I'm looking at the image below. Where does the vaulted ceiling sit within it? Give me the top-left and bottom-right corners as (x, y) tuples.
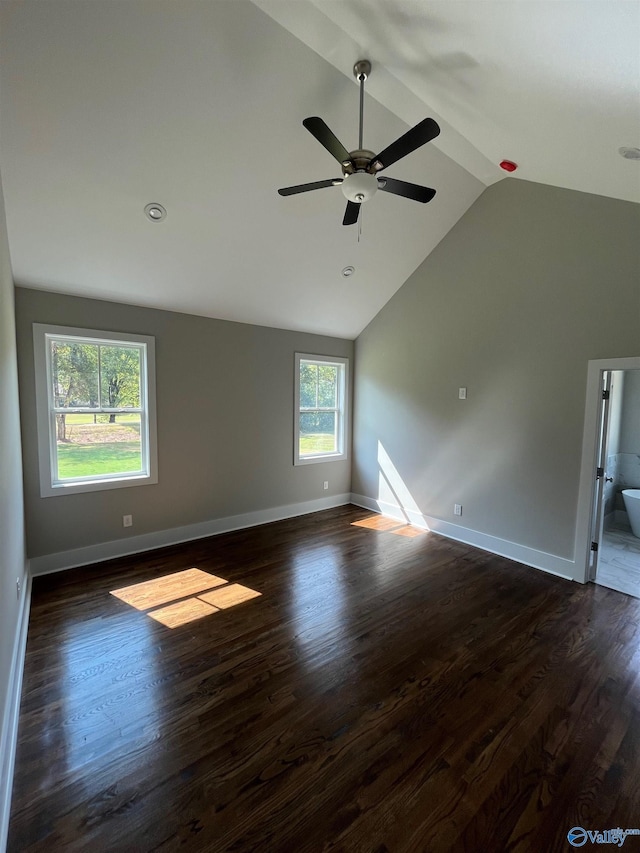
(1, 1), (638, 338)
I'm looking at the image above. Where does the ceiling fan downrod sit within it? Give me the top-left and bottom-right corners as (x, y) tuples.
(340, 59), (377, 208)
(353, 59), (371, 150)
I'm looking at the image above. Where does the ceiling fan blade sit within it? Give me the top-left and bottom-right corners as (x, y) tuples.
(370, 117), (440, 171)
(343, 200), (361, 226)
(278, 179), (341, 196)
(377, 177), (436, 204)
(303, 117), (352, 166)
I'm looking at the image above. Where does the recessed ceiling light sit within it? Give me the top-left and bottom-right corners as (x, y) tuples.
(342, 266), (355, 277)
(618, 147), (640, 161)
(144, 203), (167, 221)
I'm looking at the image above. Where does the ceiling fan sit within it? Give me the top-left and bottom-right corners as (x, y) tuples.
(278, 60), (440, 226)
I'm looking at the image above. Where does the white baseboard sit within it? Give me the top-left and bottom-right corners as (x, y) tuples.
(0, 565), (31, 853)
(350, 493), (576, 582)
(29, 494), (352, 576)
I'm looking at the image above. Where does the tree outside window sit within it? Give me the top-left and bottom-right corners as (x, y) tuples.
(33, 325), (157, 496)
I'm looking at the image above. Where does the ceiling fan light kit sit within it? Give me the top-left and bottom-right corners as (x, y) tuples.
(278, 59), (440, 226)
(341, 171), (378, 203)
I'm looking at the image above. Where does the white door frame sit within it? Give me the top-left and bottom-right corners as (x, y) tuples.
(575, 356), (640, 584)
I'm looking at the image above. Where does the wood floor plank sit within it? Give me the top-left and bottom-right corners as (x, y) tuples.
(8, 505), (640, 852)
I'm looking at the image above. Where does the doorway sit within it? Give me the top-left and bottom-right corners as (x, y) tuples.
(577, 358), (640, 597)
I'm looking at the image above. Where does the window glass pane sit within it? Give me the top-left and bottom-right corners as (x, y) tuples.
(318, 364), (337, 408)
(299, 411), (337, 455)
(299, 362), (318, 409)
(51, 341), (99, 408)
(100, 345), (141, 409)
(294, 353), (347, 465)
(55, 413), (143, 480)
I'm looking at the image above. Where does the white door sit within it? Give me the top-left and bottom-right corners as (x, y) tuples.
(588, 370), (614, 581)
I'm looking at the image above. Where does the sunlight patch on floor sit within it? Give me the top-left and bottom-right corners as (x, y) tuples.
(389, 524), (428, 538)
(111, 568), (227, 610)
(351, 514), (428, 538)
(111, 568), (261, 628)
(199, 583), (262, 609)
(352, 515), (405, 532)
(148, 597), (218, 628)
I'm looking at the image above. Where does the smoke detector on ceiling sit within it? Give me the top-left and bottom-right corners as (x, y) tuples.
(144, 203), (167, 221)
(618, 147), (640, 161)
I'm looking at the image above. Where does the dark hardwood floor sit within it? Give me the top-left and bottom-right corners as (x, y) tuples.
(8, 505), (640, 852)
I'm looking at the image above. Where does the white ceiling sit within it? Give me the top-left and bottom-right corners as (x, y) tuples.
(1, 1), (638, 339)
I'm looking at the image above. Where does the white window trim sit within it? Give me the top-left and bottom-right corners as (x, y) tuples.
(294, 352), (349, 466)
(33, 323), (158, 497)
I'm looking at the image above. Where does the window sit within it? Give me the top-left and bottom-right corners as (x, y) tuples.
(33, 324), (157, 496)
(294, 353), (348, 465)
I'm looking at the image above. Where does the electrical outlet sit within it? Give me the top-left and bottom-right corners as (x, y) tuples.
(16, 577), (21, 600)
(458, 387), (467, 400)
(123, 514), (133, 528)
(454, 504), (463, 516)
(323, 481), (329, 490)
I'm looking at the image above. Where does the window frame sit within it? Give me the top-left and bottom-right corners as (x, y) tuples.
(33, 323), (158, 497)
(294, 352), (349, 466)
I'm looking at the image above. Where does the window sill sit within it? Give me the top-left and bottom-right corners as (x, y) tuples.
(294, 452), (348, 466)
(42, 472), (157, 498)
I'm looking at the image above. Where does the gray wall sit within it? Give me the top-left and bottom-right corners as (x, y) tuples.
(620, 369), (640, 455)
(352, 179), (640, 560)
(15, 289), (353, 558)
(605, 371), (624, 516)
(608, 372), (624, 457)
(618, 369), (640, 490)
(0, 174), (27, 823)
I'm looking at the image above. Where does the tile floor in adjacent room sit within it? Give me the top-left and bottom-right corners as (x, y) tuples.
(596, 523), (640, 599)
